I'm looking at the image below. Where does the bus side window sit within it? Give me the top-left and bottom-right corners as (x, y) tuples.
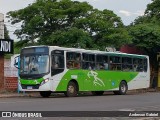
(122, 57), (132, 71)
(74, 54), (81, 69)
(66, 52), (81, 69)
(109, 56), (121, 71)
(96, 55), (108, 70)
(51, 50), (64, 76)
(82, 53), (95, 70)
(133, 58), (143, 72)
(144, 58), (148, 72)
(66, 52), (74, 69)
(138, 59), (143, 72)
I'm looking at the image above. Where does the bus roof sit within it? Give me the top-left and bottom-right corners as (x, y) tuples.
(23, 45), (148, 58)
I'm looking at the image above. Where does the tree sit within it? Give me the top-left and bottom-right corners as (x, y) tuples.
(129, 0), (160, 54)
(145, 0), (160, 22)
(7, 0), (93, 43)
(129, 23), (160, 55)
(44, 27), (93, 48)
(75, 9), (131, 49)
(7, 0), (130, 50)
(128, 0), (160, 71)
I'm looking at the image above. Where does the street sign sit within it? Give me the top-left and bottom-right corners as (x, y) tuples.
(0, 39), (13, 54)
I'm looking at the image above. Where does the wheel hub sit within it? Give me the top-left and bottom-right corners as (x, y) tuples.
(121, 84), (126, 92)
(68, 85), (75, 94)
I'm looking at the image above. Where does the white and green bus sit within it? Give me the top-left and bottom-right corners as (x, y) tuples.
(18, 46), (150, 97)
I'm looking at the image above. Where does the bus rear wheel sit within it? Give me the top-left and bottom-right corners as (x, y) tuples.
(40, 91), (51, 98)
(64, 81), (78, 97)
(113, 81), (128, 95)
(92, 91), (104, 96)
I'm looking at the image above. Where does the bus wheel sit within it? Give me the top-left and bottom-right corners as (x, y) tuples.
(92, 91), (104, 96)
(64, 81), (78, 97)
(40, 91), (51, 98)
(114, 81), (128, 95)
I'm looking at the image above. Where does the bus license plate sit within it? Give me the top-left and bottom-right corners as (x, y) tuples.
(27, 86), (32, 89)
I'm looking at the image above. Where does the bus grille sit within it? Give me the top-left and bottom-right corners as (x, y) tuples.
(21, 84), (40, 89)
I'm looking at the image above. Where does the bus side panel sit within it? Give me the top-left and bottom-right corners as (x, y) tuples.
(127, 72), (150, 90)
(49, 69), (69, 91)
(55, 70), (139, 91)
(83, 70), (138, 91)
(55, 69), (85, 91)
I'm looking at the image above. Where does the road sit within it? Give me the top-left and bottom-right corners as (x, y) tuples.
(0, 92), (160, 111)
(0, 92), (160, 120)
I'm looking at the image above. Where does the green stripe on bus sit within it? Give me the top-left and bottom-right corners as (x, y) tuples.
(20, 78), (44, 85)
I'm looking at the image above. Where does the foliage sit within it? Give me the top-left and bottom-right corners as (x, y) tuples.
(7, 0), (130, 50)
(145, 0), (160, 22)
(129, 23), (160, 49)
(129, 0), (160, 52)
(129, 0), (160, 66)
(44, 27), (93, 48)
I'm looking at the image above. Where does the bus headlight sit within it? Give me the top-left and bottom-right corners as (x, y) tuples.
(40, 78), (49, 86)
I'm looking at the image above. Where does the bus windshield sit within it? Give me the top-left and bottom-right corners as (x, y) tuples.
(20, 54), (49, 75)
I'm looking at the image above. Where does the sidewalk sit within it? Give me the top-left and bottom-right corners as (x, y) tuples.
(0, 88), (159, 98)
(0, 91), (40, 98)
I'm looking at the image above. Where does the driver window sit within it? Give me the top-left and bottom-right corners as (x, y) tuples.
(29, 57), (39, 74)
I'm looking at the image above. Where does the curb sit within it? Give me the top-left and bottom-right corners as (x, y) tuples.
(0, 89), (159, 98)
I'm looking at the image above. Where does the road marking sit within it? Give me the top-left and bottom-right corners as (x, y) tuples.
(118, 105), (160, 111)
(133, 105), (160, 110)
(118, 108), (135, 111)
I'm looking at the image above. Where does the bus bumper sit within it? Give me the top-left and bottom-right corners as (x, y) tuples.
(18, 81), (51, 91)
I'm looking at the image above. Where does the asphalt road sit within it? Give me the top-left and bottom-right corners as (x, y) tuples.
(0, 92), (160, 111)
(0, 92), (160, 120)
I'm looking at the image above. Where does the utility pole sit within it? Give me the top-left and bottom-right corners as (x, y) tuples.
(0, 13), (4, 39)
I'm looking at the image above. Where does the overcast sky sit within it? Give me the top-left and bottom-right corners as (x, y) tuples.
(0, 0), (152, 40)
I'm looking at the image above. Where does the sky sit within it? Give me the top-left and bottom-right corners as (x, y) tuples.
(0, 0), (152, 40)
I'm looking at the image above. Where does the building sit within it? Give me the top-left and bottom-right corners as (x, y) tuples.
(0, 13), (14, 91)
(0, 13), (4, 39)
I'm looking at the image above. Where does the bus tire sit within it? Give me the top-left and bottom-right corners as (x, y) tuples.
(40, 91), (51, 98)
(114, 81), (128, 95)
(64, 81), (78, 97)
(92, 91), (104, 96)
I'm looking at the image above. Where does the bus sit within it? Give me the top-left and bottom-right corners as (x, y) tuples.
(17, 46), (150, 97)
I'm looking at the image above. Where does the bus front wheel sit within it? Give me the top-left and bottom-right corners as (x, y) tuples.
(64, 81), (78, 97)
(40, 91), (51, 98)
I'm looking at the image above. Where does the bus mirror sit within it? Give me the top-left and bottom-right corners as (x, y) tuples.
(14, 56), (20, 69)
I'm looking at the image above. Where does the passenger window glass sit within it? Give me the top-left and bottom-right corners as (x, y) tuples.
(122, 57), (133, 71)
(82, 53), (95, 70)
(96, 55), (108, 70)
(51, 50), (64, 76)
(144, 58), (148, 72)
(133, 58), (143, 72)
(66, 52), (81, 69)
(109, 56), (121, 71)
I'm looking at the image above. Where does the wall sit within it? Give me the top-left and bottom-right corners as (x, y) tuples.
(4, 59), (18, 91)
(4, 77), (17, 91)
(0, 55), (4, 91)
